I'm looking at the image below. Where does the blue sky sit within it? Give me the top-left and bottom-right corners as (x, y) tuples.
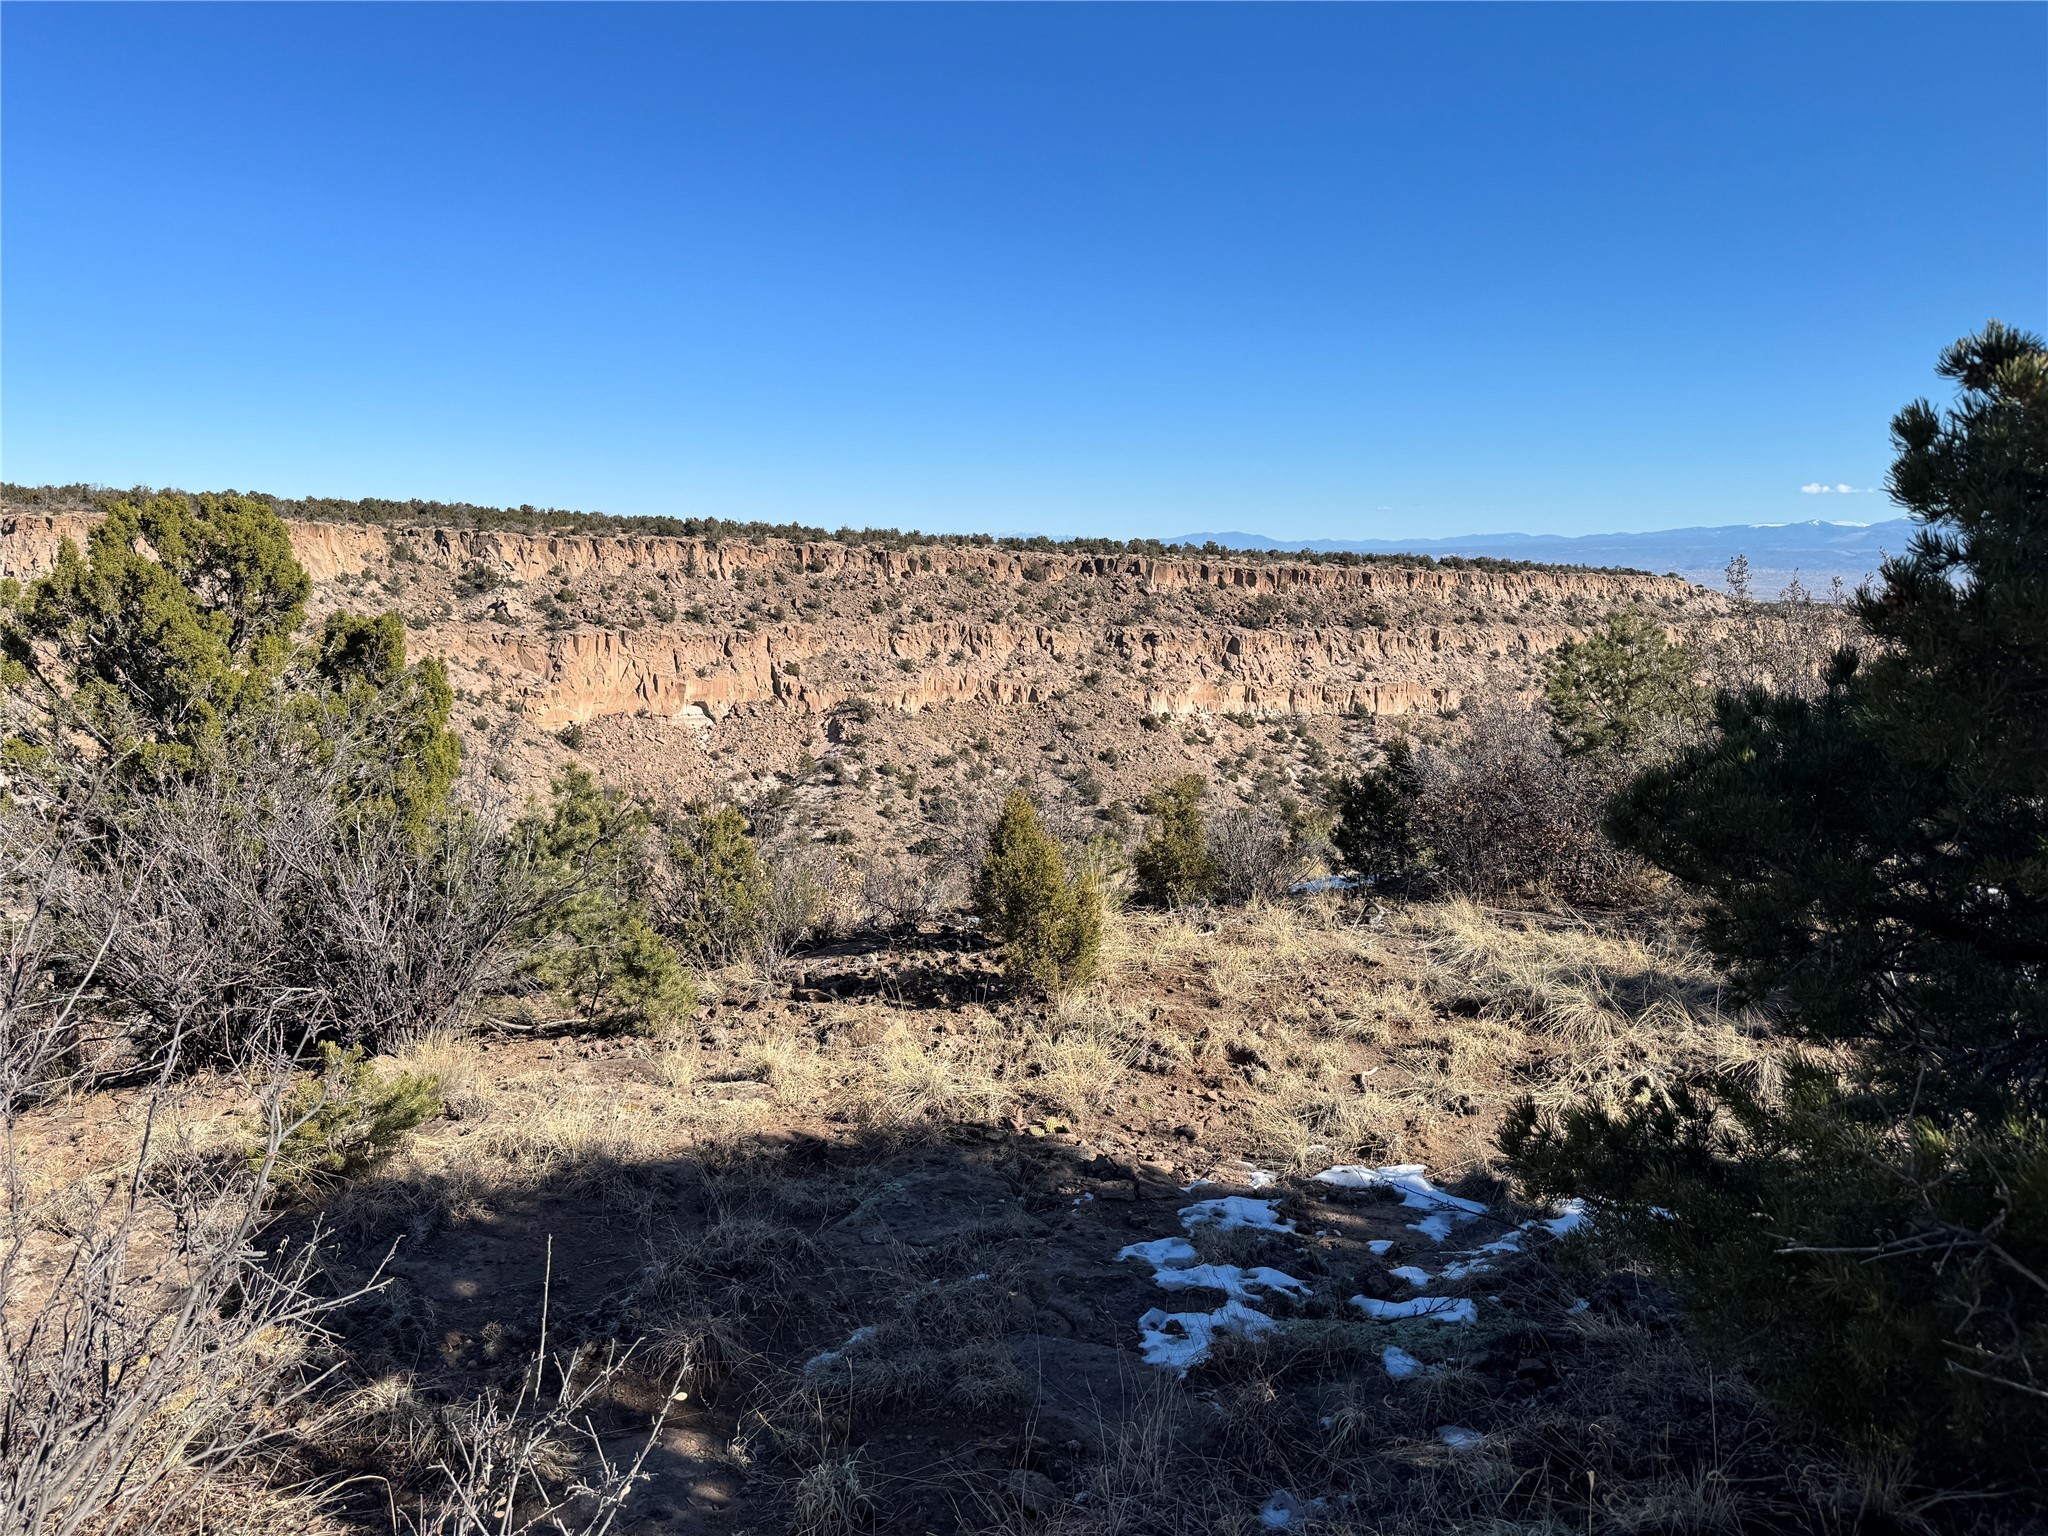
(3, 4), (2042, 541)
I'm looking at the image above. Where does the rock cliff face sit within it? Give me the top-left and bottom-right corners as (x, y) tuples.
(0, 511), (1717, 733)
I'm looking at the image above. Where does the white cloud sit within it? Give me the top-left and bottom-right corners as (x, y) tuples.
(1801, 482), (1876, 494)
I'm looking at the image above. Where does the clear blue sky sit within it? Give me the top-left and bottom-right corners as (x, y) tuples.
(4, 3), (2043, 541)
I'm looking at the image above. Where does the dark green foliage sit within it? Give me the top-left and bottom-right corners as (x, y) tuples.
(518, 767), (695, 1033)
(262, 1041), (441, 1188)
(3, 493), (310, 772)
(1330, 738), (1423, 888)
(1508, 324), (2048, 1497)
(1504, 1071), (2048, 1485)
(308, 611), (462, 839)
(1, 494), (461, 835)
(660, 805), (771, 965)
(1542, 605), (1704, 760)
(971, 791), (1103, 994)
(1134, 774), (1218, 907)
(1610, 323), (2047, 1118)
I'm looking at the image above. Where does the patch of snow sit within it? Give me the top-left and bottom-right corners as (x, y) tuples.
(1119, 1236), (1200, 1269)
(1352, 1294), (1477, 1325)
(1180, 1196), (1296, 1233)
(1388, 1265), (1433, 1287)
(1438, 1256), (1493, 1281)
(1153, 1263), (1307, 1303)
(1567, 1297), (1590, 1315)
(1382, 1344), (1428, 1379)
(1119, 1238), (1304, 1303)
(801, 1323), (881, 1378)
(1136, 1299), (1277, 1373)
(1437, 1425), (1485, 1450)
(1258, 1490), (1329, 1528)
(1366, 1239), (1395, 1256)
(1289, 874), (1356, 895)
(1409, 1213), (1455, 1243)
(1541, 1199), (1587, 1237)
(1313, 1164), (1488, 1219)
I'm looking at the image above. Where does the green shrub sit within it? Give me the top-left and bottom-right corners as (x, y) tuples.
(519, 768), (695, 1033)
(971, 791), (1102, 995)
(1133, 774), (1217, 907)
(1330, 738), (1423, 889)
(660, 805), (770, 965)
(262, 1042), (441, 1188)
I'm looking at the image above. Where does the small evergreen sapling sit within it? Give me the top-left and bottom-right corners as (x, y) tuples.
(263, 1041), (442, 1188)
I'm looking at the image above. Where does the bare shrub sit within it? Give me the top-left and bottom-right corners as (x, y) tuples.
(30, 737), (346, 1067)
(2, 852), (367, 1536)
(1412, 707), (1644, 906)
(309, 810), (548, 1046)
(1703, 560), (1859, 699)
(858, 853), (955, 929)
(8, 736), (551, 1070)
(1206, 805), (1301, 905)
(760, 847), (845, 969)
(388, 1308), (672, 1536)
(1, 1110), (368, 1536)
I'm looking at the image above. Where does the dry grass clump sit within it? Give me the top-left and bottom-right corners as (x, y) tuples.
(1404, 900), (1776, 1111)
(471, 1085), (659, 1177)
(831, 1018), (1018, 1135)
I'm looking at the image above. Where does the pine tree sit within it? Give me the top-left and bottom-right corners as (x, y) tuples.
(517, 767), (695, 1033)
(1505, 324), (2048, 1491)
(1542, 605), (1704, 761)
(662, 804), (771, 965)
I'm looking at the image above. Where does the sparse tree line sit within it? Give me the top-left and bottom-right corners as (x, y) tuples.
(1, 480), (1624, 574)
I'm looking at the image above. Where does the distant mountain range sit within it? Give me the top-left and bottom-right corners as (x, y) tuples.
(1165, 518), (1916, 592)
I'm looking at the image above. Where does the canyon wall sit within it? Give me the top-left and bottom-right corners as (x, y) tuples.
(0, 512), (1715, 731)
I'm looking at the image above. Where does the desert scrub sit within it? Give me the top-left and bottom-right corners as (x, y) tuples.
(260, 1042), (442, 1188)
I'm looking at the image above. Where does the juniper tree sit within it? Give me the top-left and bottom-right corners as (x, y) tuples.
(2, 493), (311, 772)
(1505, 323), (2048, 1491)
(1331, 738), (1424, 888)
(972, 791), (1102, 994)
(1133, 774), (1219, 907)
(0, 493), (460, 831)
